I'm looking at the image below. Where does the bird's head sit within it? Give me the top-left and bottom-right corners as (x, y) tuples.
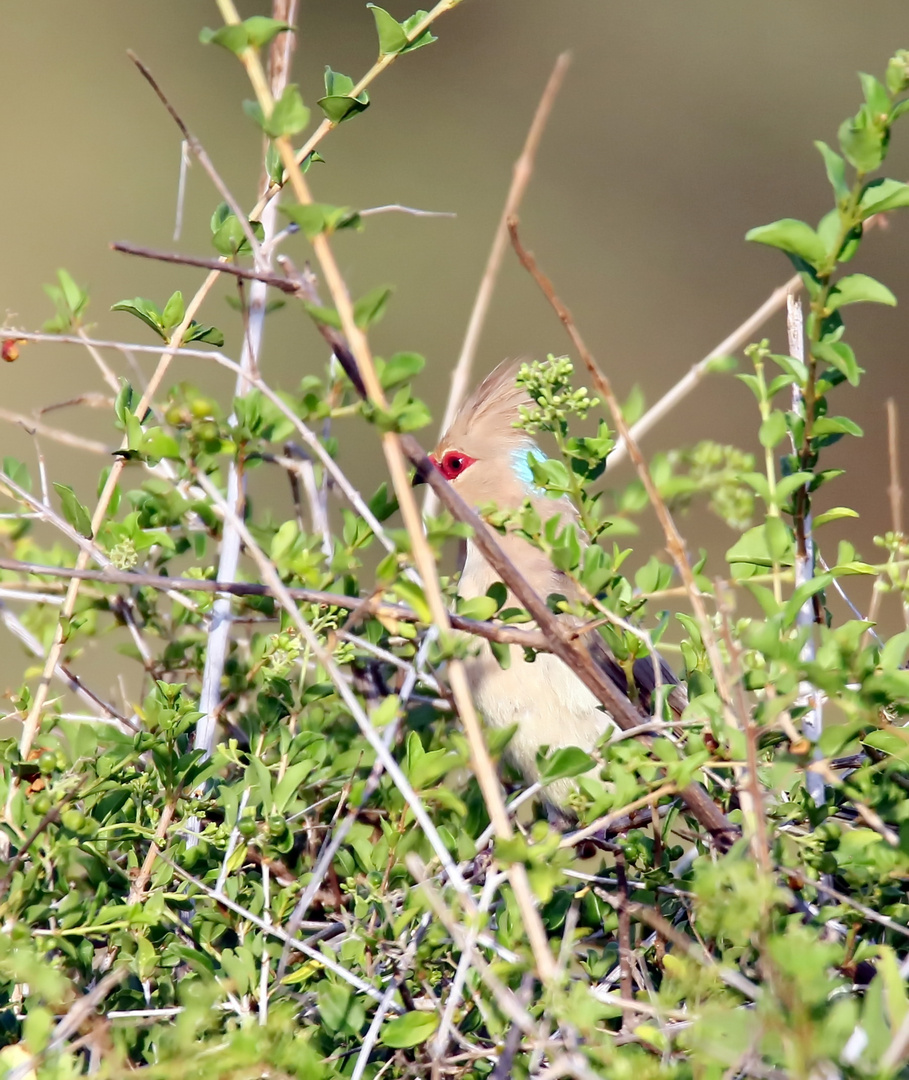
(422, 359), (547, 511)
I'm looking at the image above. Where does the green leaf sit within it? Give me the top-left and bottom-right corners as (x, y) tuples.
(456, 595), (499, 621)
(53, 482), (93, 539)
(727, 524), (784, 569)
(318, 66), (369, 123)
(161, 291), (185, 333)
(764, 515), (791, 561)
(367, 4), (409, 54)
(859, 72), (891, 118)
(827, 273), (896, 311)
(745, 219), (827, 269)
(381, 1011), (439, 1049)
(139, 428), (182, 461)
(199, 24), (249, 55)
(812, 340), (862, 386)
(380, 351), (425, 387)
(211, 208), (265, 256)
(838, 105), (887, 172)
(758, 411), (787, 449)
(783, 573), (832, 627)
(812, 415), (863, 438)
(111, 298), (166, 340)
(265, 84), (310, 138)
(539, 746), (596, 785)
(2, 457), (31, 493)
(814, 141), (849, 203)
(184, 322), (225, 347)
(859, 177), (909, 217)
(354, 285), (393, 328)
(812, 506), (858, 528)
(399, 11), (438, 52)
(280, 202), (360, 240)
(243, 16), (293, 48)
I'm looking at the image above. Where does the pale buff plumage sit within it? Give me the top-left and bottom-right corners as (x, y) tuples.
(431, 359), (682, 814)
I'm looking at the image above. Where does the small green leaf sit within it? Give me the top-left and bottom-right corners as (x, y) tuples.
(280, 202), (360, 240)
(814, 141), (849, 203)
(758, 411), (787, 449)
(764, 515), (791, 561)
(380, 352), (425, 387)
(859, 72), (891, 118)
(161, 291), (185, 333)
(211, 207), (265, 256)
(264, 84), (310, 138)
(2, 457), (31, 493)
(242, 16), (293, 48)
(353, 285), (393, 328)
(111, 298), (166, 340)
(745, 219), (827, 268)
(318, 94), (371, 123)
(367, 4), (409, 54)
(139, 428), (182, 460)
(381, 1011), (439, 1049)
(184, 322), (225, 347)
(539, 746), (596, 785)
(812, 340), (862, 386)
(813, 506), (859, 528)
(53, 482), (93, 539)
(457, 596), (499, 621)
(827, 273), (896, 310)
(199, 24), (248, 55)
(838, 106), (887, 173)
(859, 177), (909, 217)
(399, 10), (438, 52)
(318, 67), (370, 123)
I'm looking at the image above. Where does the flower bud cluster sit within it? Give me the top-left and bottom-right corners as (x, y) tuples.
(514, 355), (599, 434)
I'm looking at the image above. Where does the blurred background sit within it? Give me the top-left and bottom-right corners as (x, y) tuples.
(2, 0), (909, 692)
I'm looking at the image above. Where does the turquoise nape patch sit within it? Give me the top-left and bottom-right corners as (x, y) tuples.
(511, 444), (547, 491)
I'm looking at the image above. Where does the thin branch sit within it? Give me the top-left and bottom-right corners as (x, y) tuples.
(0, 556), (559, 651)
(424, 51), (571, 517)
(194, 0), (298, 770)
(788, 294), (825, 806)
(111, 242), (299, 293)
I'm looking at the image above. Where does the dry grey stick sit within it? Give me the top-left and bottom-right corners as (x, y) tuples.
(195, 2), (298, 767)
(787, 294), (824, 806)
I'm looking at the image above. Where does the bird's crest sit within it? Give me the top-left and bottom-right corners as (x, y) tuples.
(441, 359), (532, 454)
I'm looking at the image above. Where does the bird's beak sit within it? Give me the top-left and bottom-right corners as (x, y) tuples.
(412, 454), (438, 487)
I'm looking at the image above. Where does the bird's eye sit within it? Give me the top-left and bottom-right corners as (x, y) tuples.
(437, 450), (475, 480)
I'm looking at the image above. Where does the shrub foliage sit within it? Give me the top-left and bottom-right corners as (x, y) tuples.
(1, 6), (909, 1079)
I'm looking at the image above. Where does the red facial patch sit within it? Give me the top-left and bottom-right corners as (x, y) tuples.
(431, 450), (476, 481)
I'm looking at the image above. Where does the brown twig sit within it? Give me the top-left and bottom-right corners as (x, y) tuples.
(0, 556), (557, 651)
(424, 51), (572, 516)
(504, 217), (739, 831)
(111, 242), (299, 292)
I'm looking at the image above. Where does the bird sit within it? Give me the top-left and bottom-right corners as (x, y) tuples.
(420, 359), (685, 819)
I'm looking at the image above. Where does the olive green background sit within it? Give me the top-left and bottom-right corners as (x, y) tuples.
(1, 1), (909, 693)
